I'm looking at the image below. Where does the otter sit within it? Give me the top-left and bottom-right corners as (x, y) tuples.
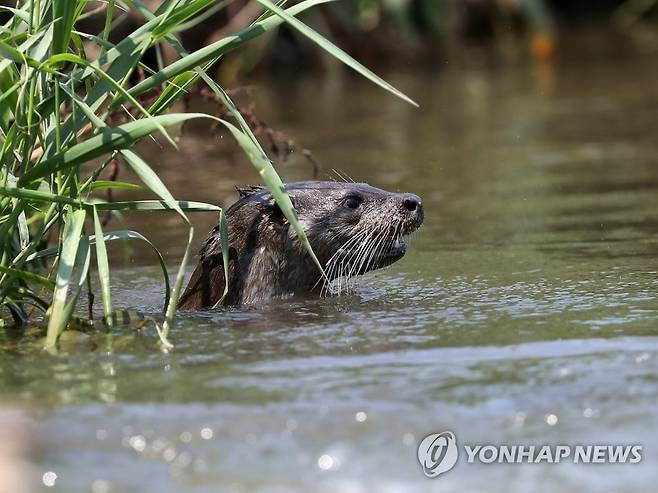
(178, 181), (423, 308)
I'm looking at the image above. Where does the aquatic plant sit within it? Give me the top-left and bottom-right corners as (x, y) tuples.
(0, 0), (415, 350)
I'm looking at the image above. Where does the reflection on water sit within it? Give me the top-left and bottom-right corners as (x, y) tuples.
(2, 52), (658, 492)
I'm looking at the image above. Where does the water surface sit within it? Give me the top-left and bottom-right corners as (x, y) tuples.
(1, 53), (658, 492)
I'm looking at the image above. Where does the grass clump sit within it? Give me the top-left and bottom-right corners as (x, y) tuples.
(0, 0), (415, 351)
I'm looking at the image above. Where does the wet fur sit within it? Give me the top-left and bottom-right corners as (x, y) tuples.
(178, 181), (423, 309)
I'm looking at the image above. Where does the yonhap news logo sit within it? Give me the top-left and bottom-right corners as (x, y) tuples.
(417, 431), (642, 478)
(417, 431), (459, 478)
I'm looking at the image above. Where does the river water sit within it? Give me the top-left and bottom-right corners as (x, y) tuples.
(1, 51), (658, 492)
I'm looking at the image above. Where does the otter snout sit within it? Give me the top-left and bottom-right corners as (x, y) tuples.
(402, 193), (422, 212)
(400, 192), (424, 228)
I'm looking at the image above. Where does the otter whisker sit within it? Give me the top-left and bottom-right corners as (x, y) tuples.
(327, 229), (369, 265)
(361, 220), (403, 277)
(317, 227), (370, 292)
(354, 233), (381, 278)
(344, 226), (376, 290)
(404, 230), (418, 248)
(338, 169), (356, 183)
(329, 168), (355, 184)
(325, 227), (369, 267)
(362, 226), (393, 276)
(348, 224), (385, 286)
(330, 225), (378, 295)
(319, 226), (372, 295)
(321, 216), (404, 297)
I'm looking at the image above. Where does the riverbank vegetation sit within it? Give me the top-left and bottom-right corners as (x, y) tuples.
(0, 0), (415, 351)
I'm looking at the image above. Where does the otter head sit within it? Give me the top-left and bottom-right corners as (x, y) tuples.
(179, 181), (424, 308)
(282, 182), (424, 288)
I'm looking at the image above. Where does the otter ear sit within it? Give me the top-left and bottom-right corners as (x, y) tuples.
(266, 197), (294, 225)
(235, 185), (264, 198)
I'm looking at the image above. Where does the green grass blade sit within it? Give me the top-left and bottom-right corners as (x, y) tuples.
(52, 0), (79, 55)
(0, 38), (29, 63)
(99, 0), (116, 57)
(197, 73), (268, 155)
(92, 207), (112, 329)
(160, 224), (191, 348)
(151, 0), (216, 39)
(191, 74), (327, 288)
(119, 148), (192, 339)
(211, 209), (230, 308)
(40, 33), (153, 159)
(218, 119), (326, 278)
(16, 208), (28, 249)
(0, 186), (220, 212)
(5, 171), (29, 249)
(47, 235), (93, 349)
(58, 81), (106, 128)
(28, 22), (54, 62)
(0, 23), (51, 73)
(172, 1), (232, 33)
(45, 208), (86, 350)
(19, 113), (209, 185)
(0, 65), (20, 128)
(0, 6), (30, 24)
(147, 70), (198, 115)
(26, 228), (173, 317)
(0, 185), (81, 207)
(90, 200), (221, 212)
(88, 181), (147, 192)
(0, 266), (55, 291)
(44, 53), (177, 148)
(123, 0), (335, 102)
(119, 149), (185, 217)
(88, 230), (171, 313)
(256, 0), (418, 107)
(187, 79), (322, 280)
(0, 29), (56, 73)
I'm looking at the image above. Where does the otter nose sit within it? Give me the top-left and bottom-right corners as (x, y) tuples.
(402, 194), (422, 212)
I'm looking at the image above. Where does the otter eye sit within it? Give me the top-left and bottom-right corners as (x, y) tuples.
(343, 196), (362, 209)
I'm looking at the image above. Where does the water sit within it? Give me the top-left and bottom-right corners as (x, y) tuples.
(2, 52), (658, 492)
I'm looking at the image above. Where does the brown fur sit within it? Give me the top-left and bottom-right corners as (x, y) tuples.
(178, 181), (424, 309)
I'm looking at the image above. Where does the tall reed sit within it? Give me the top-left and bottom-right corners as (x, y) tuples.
(0, 0), (415, 351)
